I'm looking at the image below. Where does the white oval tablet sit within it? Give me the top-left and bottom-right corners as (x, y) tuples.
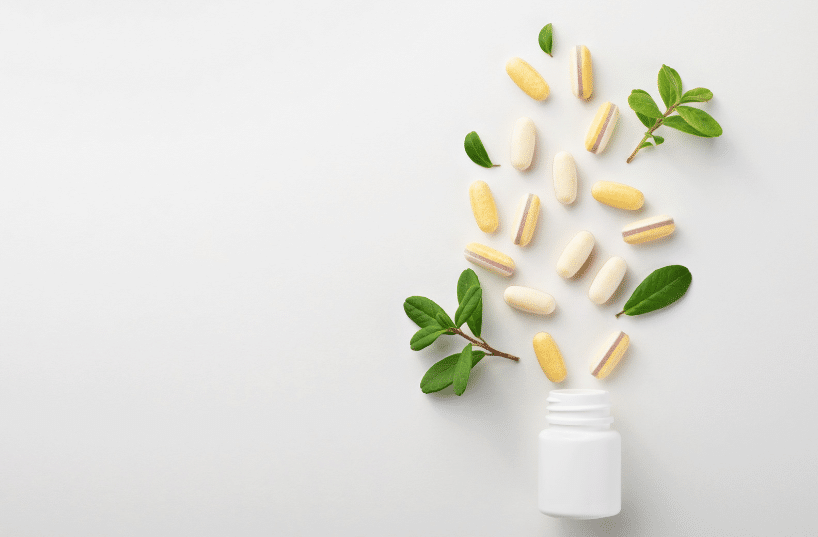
(511, 117), (536, 171)
(556, 231), (595, 278)
(552, 151), (577, 204)
(588, 256), (627, 304)
(504, 286), (556, 315)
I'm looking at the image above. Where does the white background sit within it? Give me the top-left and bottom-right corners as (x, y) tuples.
(1, 1), (817, 535)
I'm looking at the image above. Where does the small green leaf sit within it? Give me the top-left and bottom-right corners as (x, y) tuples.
(658, 65), (681, 107)
(457, 269), (482, 337)
(617, 265), (692, 317)
(410, 325), (449, 351)
(452, 344), (473, 396)
(628, 90), (663, 118)
(455, 286), (482, 328)
(675, 106), (722, 137)
(538, 23), (553, 56)
(639, 141), (653, 149)
(636, 111), (656, 129)
(662, 115), (709, 137)
(652, 135), (664, 145)
(420, 351), (485, 394)
(435, 312), (455, 329)
(680, 88), (713, 103)
(464, 131), (497, 168)
(404, 296), (452, 328)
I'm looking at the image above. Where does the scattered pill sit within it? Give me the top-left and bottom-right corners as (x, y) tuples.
(511, 117), (536, 171)
(622, 215), (675, 244)
(584, 102), (619, 154)
(588, 256), (627, 304)
(590, 331), (630, 379)
(505, 57), (550, 101)
(591, 181), (644, 210)
(464, 242), (515, 277)
(556, 231), (595, 279)
(552, 151), (577, 205)
(533, 332), (567, 383)
(504, 286), (556, 315)
(469, 181), (499, 233)
(510, 193), (541, 247)
(569, 45), (593, 100)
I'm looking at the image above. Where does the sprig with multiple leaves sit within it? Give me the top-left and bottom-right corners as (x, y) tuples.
(617, 265), (692, 317)
(626, 65), (722, 163)
(404, 269), (519, 395)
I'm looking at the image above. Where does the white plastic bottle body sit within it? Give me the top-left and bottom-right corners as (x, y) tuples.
(538, 389), (621, 519)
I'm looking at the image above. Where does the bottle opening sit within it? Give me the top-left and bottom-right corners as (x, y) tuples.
(546, 389), (613, 427)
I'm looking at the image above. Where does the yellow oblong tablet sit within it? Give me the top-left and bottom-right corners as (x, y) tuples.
(584, 102), (619, 154)
(591, 181), (644, 210)
(569, 45), (593, 100)
(510, 193), (541, 247)
(622, 215), (675, 244)
(590, 331), (630, 379)
(505, 57), (550, 101)
(533, 332), (567, 383)
(464, 242), (515, 277)
(469, 181), (499, 233)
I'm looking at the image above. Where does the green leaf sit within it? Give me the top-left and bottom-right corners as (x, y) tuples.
(628, 90), (663, 118)
(617, 265), (692, 317)
(675, 106), (722, 137)
(464, 131), (496, 168)
(652, 135), (664, 145)
(538, 23), (553, 56)
(680, 88), (713, 103)
(435, 312), (455, 329)
(452, 344), (473, 396)
(410, 325), (449, 351)
(457, 269), (482, 337)
(455, 286), (482, 328)
(662, 115), (709, 137)
(658, 65), (681, 108)
(420, 351), (485, 394)
(404, 296), (453, 329)
(639, 141), (653, 149)
(635, 111), (656, 129)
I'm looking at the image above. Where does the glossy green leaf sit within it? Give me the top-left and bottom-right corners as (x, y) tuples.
(420, 351), (485, 394)
(675, 106), (722, 137)
(464, 131), (497, 168)
(457, 269), (482, 337)
(452, 344), (473, 396)
(628, 90), (663, 118)
(404, 296), (453, 329)
(435, 312), (455, 329)
(636, 111), (656, 129)
(410, 326), (449, 351)
(454, 286), (481, 328)
(652, 135), (664, 145)
(680, 88), (713, 103)
(662, 115), (709, 137)
(538, 23), (553, 56)
(639, 141), (653, 149)
(658, 64), (681, 107)
(617, 265), (692, 317)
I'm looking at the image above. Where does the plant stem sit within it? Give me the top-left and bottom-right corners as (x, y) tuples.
(626, 104), (678, 163)
(451, 328), (519, 361)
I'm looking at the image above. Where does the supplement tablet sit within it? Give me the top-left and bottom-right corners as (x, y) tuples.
(556, 231), (595, 278)
(569, 45), (593, 100)
(591, 181), (644, 210)
(505, 57), (550, 101)
(469, 180), (499, 233)
(504, 286), (556, 315)
(588, 256), (627, 304)
(590, 331), (630, 379)
(552, 151), (577, 205)
(510, 117), (536, 171)
(464, 242), (515, 277)
(622, 215), (675, 244)
(510, 193), (541, 247)
(533, 333), (567, 383)
(585, 102), (619, 154)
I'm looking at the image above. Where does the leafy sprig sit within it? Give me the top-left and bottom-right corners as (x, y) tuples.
(626, 65), (722, 163)
(404, 269), (519, 395)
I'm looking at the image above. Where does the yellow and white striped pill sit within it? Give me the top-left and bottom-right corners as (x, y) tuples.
(590, 331), (630, 380)
(584, 102), (619, 154)
(511, 117), (536, 171)
(552, 151), (577, 205)
(591, 181), (644, 210)
(533, 332), (567, 383)
(556, 231), (595, 279)
(505, 57), (550, 101)
(569, 45), (593, 100)
(469, 181), (499, 233)
(622, 215), (675, 244)
(588, 256), (627, 304)
(503, 286), (555, 315)
(510, 193), (541, 247)
(464, 242), (515, 277)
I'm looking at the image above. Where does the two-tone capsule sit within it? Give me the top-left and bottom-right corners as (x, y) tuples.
(552, 151), (577, 205)
(591, 181), (644, 210)
(510, 194), (541, 247)
(533, 332), (567, 383)
(588, 256), (627, 304)
(569, 45), (593, 100)
(511, 117), (536, 171)
(469, 181), (499, 233)
(622, 215), (675, 244)
(590, 331), (630, 379)
(585, 102), (619, 154)
(556, 231), (595, 279)
(505, 57), (550, 101)
(464, 242), (515, 277)
(504, 286), (555, 315)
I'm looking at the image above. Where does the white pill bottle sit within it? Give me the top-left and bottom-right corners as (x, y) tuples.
(538, 389), (621, 519)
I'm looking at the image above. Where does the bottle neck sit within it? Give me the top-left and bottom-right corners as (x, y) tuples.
(546, 389), (613, 430)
